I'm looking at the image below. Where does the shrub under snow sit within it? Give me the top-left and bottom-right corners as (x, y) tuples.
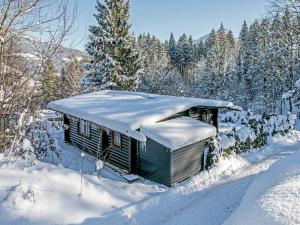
(206, 111), (296, 168)
(9, 112), (61, 161)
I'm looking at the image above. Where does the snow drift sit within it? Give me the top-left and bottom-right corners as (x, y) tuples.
(222, 142), (300, 225)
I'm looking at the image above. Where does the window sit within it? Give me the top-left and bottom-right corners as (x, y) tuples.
(79, 119), (90, 137)
(112, 131), (121, 147)
(200, 110), (214, 125)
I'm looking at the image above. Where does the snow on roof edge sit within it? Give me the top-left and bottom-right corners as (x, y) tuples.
(140, 117), (217, 150)
(47, 90), (240, 142)
(47, 102), (147, 142)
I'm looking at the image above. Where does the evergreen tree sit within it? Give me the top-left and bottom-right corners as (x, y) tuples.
(82, 1), (117, 91)
(227, 30), (235, 49)
(83, 0), (141, 92)
(204, 29), (218, 96)
(245, 20), (261, 105)
(137, 33), (170, 84)
(175, 33), (196, 80)
(237, 21), (249, 81)
(205, 29), (217, 52)
(40, 59), (61, 107)
(106, 0), (141, 90)
(204, 24), (236, 96)
(168, 32), (178, 67)
(195, 41), (205, 61)
(63, 56), (84, 97)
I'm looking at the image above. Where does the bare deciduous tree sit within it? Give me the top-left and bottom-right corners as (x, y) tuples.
(0, 0), (77, 154)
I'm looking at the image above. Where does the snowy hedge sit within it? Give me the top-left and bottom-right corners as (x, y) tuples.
(205, 111), (296, 168)
(8, 112), (61, 161)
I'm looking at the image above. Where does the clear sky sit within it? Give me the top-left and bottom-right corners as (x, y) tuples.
(67, 0), (268, 50)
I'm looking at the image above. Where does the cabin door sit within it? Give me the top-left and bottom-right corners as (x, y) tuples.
(63, 115), (71, 143)
(130, 139), (138, 173)
(101, 130), (110, 160)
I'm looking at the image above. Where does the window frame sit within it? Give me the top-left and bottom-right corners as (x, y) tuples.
(78, 119), (91, 138)
(112, 131), (121, 147)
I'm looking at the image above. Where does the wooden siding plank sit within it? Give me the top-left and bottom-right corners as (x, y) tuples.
(138, 138), (171, 186)
(67, 115), (132, 171)
(170, 141), (205, 185)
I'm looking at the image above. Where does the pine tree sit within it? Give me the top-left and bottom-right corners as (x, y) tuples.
(63, 56), (84, 97)
(106, 0), (141, 90)
(83, 0), (141, 92)
(227, 30), (235, 49)
(237, 21), (249, 81)
(204, 29), (218, 96)
(168, 32), (178, 67)
(244, 20), (261, 109)
(175, 33), (195, 80)
(136, 33), (170, 90)
(40, 59), (61, 107)
(82, 1), (117, 91)
(195, 41), (205, 61)
(204, 25), (236, 97)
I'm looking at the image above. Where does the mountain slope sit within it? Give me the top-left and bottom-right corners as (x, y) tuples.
(18, 35), (87, 71)
(193, 33), (210, 44)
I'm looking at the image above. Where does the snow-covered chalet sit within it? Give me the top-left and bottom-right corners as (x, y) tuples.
(48, 90), (241, 186)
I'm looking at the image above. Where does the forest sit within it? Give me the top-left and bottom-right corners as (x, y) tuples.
(1, 1), (300, 225)
(0, 0), (299, 159)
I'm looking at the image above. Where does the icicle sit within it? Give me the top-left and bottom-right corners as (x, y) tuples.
(140, 141), (146, 152)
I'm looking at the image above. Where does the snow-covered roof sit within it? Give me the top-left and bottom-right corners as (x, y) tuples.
(141, 117), (216, 150)
(48, 90), (240, 142)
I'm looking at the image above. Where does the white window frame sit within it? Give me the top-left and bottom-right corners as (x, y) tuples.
(79, 119), (90, 137)
(112, 131), (121, 147)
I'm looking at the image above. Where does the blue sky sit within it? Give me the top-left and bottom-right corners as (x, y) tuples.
(67, 0), (267, 50)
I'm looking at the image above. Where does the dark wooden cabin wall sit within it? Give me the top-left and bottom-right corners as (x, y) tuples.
(107, 132), (131, 171)
(66, 115), (132, 172)
(138, 138), (171, 186)
(189, 107), (218, 128)
(159, 107), (219, 129)
(170, 141), (205, 185)
(68, 116), (102, 158)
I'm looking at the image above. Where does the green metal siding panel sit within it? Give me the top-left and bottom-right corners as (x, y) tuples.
(170, 141), (205, 185)
(138, 138), (171, 186)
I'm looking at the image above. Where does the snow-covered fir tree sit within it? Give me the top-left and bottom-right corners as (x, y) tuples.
(83, 0), (141, 92)
(168, 32), (178, 68)
(39, 59), (61, 107)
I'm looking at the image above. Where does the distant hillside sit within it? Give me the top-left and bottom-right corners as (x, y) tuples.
(193, 33), (210, 44)
(18, 35), (88, 72)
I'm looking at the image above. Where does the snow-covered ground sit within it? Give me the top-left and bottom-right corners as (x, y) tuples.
(1, 124), (300, 224)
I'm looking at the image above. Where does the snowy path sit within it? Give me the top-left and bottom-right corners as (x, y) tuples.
(81, 132), (300, 225)
(44, 113), (300, 225)
(0, 131), (300, 225)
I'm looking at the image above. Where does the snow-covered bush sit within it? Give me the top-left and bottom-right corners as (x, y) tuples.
(206, 111), (296, 168)
(9, 112), (61, 160)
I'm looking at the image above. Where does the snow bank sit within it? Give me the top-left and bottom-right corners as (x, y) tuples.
(48, 90), (240, 142)
(219, 134), (236, 149)
(141, 117), (216, 150)
(282, 90), (295, 99)
(0, 157), (159, 225)
(236, 126), (256, 142)
(223, 142), (300, 225)
(1, 128), (300, 225)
